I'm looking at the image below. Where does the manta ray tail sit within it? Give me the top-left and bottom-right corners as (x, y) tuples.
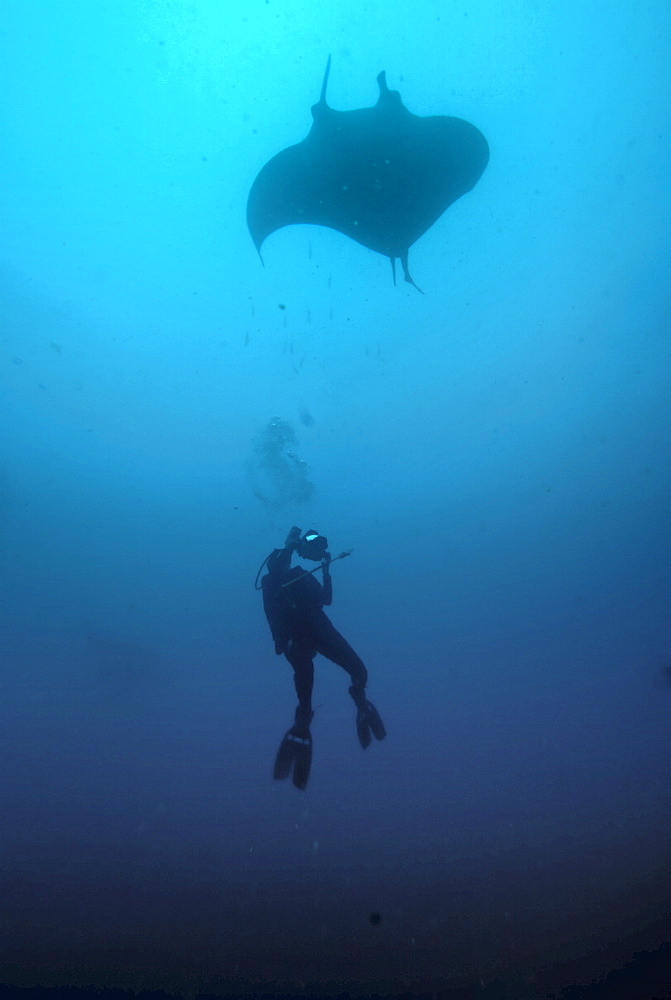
(319, 55), (332, 106)
(400, 253), (424, 294)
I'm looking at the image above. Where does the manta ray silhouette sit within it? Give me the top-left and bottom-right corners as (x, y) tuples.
(247, 58), (489, 290)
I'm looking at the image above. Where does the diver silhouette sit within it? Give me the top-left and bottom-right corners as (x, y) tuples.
(258, 526), (386, 790)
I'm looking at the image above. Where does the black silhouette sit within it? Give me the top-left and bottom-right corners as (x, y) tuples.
(259, 527), (385, 789)
(247, 57), (489, 289)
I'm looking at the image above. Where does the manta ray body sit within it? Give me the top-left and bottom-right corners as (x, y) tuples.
(247, 58), (489, 289)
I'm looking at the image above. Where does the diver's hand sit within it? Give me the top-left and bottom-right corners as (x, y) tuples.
(321, 552), (331, 574)
(285, 526), (301, 549)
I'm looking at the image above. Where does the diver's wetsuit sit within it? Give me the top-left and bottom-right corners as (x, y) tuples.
(262, 545), (368, 713)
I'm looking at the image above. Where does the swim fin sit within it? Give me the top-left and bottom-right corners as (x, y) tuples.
(273, 729), (312, 789)
(273, 708), (314, 790)
(355, 699), (387, 750)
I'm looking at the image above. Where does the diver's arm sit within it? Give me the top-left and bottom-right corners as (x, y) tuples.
(267, 546), (292, 576)
(321, 553), (332, 606)
(263, 528), (301, 655)
(267, 526), (301, 577)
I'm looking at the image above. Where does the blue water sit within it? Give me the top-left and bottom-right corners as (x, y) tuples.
(1, 2), (670, 996)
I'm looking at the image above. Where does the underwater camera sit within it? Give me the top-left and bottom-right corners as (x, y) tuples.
(297, 530), (328, 561)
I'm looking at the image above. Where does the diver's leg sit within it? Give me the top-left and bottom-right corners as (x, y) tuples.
(315, 618), (385, 748)
(313, 617), (368, 689)
(284, 639), (315, 716)
(273, 640), (315, 789)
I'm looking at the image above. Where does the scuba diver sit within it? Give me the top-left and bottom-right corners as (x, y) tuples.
(258, 526), (386, 790)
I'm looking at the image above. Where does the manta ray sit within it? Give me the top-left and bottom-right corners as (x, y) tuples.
(247, 58), (489, 290)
